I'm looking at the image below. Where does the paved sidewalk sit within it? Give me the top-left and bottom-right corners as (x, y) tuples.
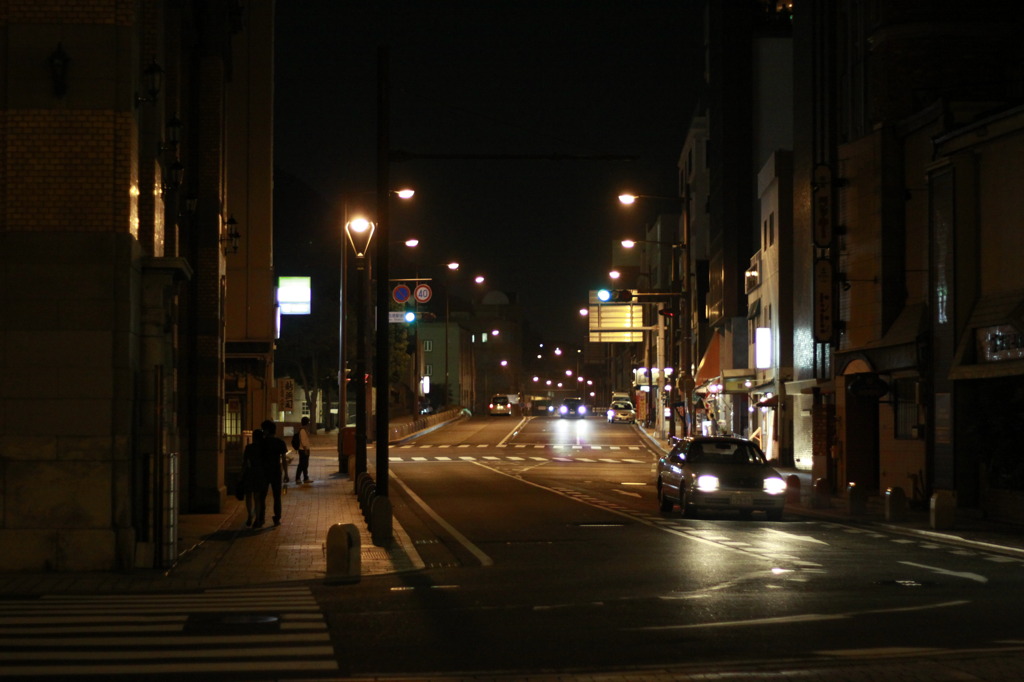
(0, 447), (422, 596)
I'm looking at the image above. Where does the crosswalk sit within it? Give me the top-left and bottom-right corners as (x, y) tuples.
(0, 586), (336, 678)
(391, 444), (651, 465)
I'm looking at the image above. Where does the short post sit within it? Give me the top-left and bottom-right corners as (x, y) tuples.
(370, 495), (393, 548)
(811, 478), (830, 508)
(785, 475), (801, 506)
(847, 482), (867, 515)
(885, 486), (907, 521)
(931, 489), (956, 529)
(325, 523), (360, 584)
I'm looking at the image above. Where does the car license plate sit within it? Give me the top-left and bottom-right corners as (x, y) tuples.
(731, 493), (752, 506)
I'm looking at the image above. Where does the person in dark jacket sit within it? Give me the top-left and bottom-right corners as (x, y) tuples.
(240, 428), (264, 527)
(254, 419), (288, 527)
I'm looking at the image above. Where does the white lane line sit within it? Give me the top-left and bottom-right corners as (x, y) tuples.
(762, 528), (830, 545)
(390, 471), (493, 567)
(899, 561), (988, 583)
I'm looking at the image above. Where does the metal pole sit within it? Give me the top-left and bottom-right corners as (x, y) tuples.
(354, 255), (367, 476)
(374, 46), (391, 499)
(337, 207), (348, 473)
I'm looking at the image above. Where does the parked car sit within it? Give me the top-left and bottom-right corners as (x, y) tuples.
(488, 395), (512, 416)
(606, 400), (636, 424)
(656, 436), (786, 520)
(557, 397), (588, 419)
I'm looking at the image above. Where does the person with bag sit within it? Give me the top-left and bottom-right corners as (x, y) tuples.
(254, 419), (288, 528)
(239, 428), (263, 527)
(293, 416), (313, 484)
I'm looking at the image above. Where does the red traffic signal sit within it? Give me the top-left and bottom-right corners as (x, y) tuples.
(658, 308), (680, 318)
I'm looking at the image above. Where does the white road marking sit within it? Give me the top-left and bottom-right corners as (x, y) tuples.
(762, 528), (830, 545)
(899, 561), (988, 583)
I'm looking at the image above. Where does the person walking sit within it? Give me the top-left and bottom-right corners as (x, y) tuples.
(294, 416), (313, 484)
(255, 419), (288, 527)
(240, 428), (263, 527)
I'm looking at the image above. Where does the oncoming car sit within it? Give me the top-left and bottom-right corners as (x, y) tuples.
(488, 395), (512, 416)
(656, 436), (786, 520)
(606, 400), (636, 424)
(557, 397), (588, 419)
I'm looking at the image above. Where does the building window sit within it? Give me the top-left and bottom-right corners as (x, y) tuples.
(893, 378), (918, 439)
(769, 212), (775, 246)
(425, 364), (433, 376)
(423, 339), (433, 352)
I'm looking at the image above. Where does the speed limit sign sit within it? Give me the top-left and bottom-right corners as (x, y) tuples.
(413, 283), (432, 303)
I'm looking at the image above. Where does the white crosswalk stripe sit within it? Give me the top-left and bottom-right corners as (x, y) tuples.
(0, 586), (334, 678)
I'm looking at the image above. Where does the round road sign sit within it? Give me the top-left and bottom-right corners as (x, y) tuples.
(414, 284), (432, 303)
(392, 284), (411, 303)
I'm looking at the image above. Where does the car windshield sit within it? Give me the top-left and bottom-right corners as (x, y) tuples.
(611, 402), (632, 410)
(688, 441), (765, 465)
(492, 397), (508, 405)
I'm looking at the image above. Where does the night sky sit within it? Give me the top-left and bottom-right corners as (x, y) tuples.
(274, 0), (705, 344)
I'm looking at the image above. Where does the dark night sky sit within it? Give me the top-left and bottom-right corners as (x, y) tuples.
(274, 0), (705, 344)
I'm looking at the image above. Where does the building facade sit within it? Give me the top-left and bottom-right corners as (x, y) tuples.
(0, 0), (275, 571)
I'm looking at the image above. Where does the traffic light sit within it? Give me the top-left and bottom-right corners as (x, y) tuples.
(611, 289), (633, 302)
(659, 308), (680, 319)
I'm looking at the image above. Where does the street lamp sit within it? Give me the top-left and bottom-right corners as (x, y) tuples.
(338, 191), (414, 477)
(344, 217), (375, 479)
(618, 191), (691, 439)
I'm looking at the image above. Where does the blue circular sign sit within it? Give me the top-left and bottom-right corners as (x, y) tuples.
(392, 284), (411, 303)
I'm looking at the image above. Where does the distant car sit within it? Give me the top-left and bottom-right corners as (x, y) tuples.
(656, 436), (786, 520)
(606, 400), (636, 424)
(488, 395), (512, 416)
(557, 397), (588, 419)
(532, 399), (551, 416)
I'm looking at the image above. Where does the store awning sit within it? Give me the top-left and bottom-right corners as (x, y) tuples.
(694, 332), (721, 386)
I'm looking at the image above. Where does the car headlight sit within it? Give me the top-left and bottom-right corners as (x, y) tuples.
(559, 406), (568, 414)
(578, 406), (587, 415)
(763, 477), (787, 495)
(696, 474), (719, 492)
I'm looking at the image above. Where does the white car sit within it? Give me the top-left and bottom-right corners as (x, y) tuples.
(488, 395), (512, 416)
(606, 400), (636, 424)
(656, 436), (786, 520)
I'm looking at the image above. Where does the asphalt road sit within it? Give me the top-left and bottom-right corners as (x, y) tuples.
(315, 415), (1024, 679)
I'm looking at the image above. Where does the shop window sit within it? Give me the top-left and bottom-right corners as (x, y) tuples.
(893, 378), (918, 439)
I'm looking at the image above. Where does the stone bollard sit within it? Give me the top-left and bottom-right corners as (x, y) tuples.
(847, 482), (868, 515)
(931, 489), (956, 529)
(325, 523), (361, 584)
(811, 478), (831, 508)
(785, 475), (801, 506)
(885, 486), (908, 521)
(370, 495), (393, 549)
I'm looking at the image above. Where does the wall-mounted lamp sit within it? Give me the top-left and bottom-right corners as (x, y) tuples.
(135, 57), (164, 107)
(48, 43), (70, 98)
(160, 116), (182, 153)
(161, 160), (185, 194)
(221, 214), (241, 254)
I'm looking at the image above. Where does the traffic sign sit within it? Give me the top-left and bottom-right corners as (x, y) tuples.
(388, 311), (406, 324)
(413, 283), (432, 303)
(392, 284), (411, 304)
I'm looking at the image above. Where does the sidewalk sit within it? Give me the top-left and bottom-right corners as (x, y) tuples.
(0, 446), (423, 596)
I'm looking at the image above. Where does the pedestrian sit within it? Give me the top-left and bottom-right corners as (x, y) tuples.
(294, 416), (313, 484)
(240, 428), (263, 527)
(255, 419), (288, 527)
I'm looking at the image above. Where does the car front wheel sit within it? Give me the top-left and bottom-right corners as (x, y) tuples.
(657, 483), (673, 512)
